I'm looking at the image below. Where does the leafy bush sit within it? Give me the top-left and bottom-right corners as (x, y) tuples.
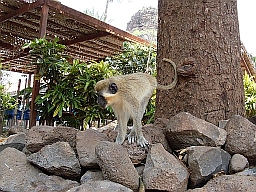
(243, 73), (256, 117)
(0, 63), (16, 134)
(23, 38), (117, 128)
(23, 38), (70, 125)
(61, 60), (116, 127)
(105, 41), (156, 74)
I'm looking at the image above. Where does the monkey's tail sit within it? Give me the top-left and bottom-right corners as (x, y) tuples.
(156, 58), (178, 90)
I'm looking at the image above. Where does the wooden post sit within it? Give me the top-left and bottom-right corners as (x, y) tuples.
(14, 79), (21, 125)
(29, 3), (49, 127)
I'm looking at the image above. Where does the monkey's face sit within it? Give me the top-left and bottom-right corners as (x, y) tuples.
(95, 79), (118, 108)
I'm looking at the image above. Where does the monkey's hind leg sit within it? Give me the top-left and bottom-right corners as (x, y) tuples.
(115, 113), (129, 145)
(128, 114), (149, 148)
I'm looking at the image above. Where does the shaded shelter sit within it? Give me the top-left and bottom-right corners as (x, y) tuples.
(0, 0), (151, 127)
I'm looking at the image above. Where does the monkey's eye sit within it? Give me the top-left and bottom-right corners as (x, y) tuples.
(109, 83), (118, 94)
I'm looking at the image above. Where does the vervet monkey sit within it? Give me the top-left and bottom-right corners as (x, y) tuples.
(95, 58), (178, 147)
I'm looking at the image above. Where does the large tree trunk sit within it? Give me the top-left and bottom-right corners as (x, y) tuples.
(155, 0), (245, 125)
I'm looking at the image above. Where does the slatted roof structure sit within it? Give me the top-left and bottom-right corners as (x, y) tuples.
(241, 44), (256, 78)
(0, 0), (151, 74)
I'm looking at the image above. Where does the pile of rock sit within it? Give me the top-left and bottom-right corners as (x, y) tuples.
(0, 112), (256, 191)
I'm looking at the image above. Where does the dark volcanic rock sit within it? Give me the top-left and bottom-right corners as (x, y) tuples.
(166, 112), (227, 150)
(95, 141), (139, 191)
(224, 115), (256, 165)
(229, 154), (249, 174)
(143, 143), (189, 192)
(28, 141), (81, 179)
(67, 180), (133, 192)
(80, 170), (104, 184)
(26, 125), (78, 153)
(187, 146), (231, 188)
(187, 175), (256, 192)
(0, 147), (41, 191)
(76, 129), (110, 168)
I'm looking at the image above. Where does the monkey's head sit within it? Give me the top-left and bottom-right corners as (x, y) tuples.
(94, 79), (118, 108)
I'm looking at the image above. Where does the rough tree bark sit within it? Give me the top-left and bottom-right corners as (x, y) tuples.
(155, 0), (245, 125)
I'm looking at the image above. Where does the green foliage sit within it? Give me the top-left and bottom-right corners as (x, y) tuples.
(105, 41), (156, 75)
(23, 37), (69, 83)
(23, 38), (116, 128)
(0, 64), (16, 111)
(23, 38), (71, 125)
(0, 85), (16, 111)
(60, 60), (116, 127)
(244, 73), (256, 117)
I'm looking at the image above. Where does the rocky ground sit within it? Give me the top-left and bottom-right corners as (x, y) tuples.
(0, 112), (256, 192)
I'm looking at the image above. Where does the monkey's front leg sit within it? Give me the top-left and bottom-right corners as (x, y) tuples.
(115, 114), (129, 145)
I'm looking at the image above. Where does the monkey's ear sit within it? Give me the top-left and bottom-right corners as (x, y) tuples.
(109, 83), (118, 94)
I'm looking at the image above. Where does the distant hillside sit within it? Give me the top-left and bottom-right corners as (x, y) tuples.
(126, 7), (157, 44)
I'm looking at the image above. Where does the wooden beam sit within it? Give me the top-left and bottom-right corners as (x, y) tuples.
(1, 49), (30, 63)
(47, 0), (151, 46)
(38, 3), (49, 38)
(60, 31), (110, 46)
(0, 40), (14, 49)
(30, 3), (49, 128)
(0, 0), (45, 22)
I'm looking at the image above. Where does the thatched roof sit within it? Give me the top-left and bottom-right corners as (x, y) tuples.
(0, 0), (150, 74)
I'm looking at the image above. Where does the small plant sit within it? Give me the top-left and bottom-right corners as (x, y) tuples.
(243, 73), (256, 117)
(0, 63), (16, 134)
(105, 41), (156, 75)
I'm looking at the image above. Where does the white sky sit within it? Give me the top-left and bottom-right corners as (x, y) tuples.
(59, 0), (256, 56)
(5, 0), (256, 92)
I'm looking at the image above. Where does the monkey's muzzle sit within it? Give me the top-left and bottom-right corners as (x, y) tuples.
(96, 93), (107, 108)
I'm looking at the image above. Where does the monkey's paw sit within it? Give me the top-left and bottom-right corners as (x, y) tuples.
(137, 136), (149, 148)
(127, 131), (136, 144)
(115, 134), (126, 145)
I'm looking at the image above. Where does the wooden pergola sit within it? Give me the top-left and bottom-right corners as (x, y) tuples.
(241, 44), (256, 77)
(0, 0), (151, 127)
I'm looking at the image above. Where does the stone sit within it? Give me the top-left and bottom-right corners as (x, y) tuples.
(121, 122), (171, 164)
(80, 170), (104, 184)
(143, 143), (189, 192)
(0, 142), (25, 153)
(0, 147), (41, 192)
(135, 165), (145, 177)
(27, 141), (81, 179)
(5, 132), (26, 144)
(187, 146), (231, 188)
(187, 175), (256, 192)
(236, 167), (256, 177)
(218, 120), (229, 129)
(26, 125), (78, 153)
(224, 115), (256, 165)
(101, 119), (171, 164)
(8, 125), (27, 135)
(166, 112), (227, 150)
(76, 129), (110, 168)
(67, 180), (133, 192)
(229, 154), (249, 174)
(142, 121), (172, 153)
(32, 173), (79, 192)
(95, 141), (139, 191)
